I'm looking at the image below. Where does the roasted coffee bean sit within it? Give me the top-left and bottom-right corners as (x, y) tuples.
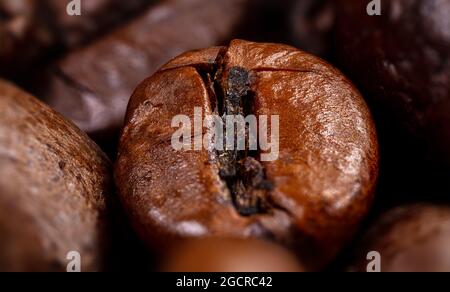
(348, 204), (450, 272)
(0, 80), (112, 272)
(35, 0), (251, 154)
(0, 0), (152, 77)
(44, 0), (153, 47)
(115, 39), (379, 270)
(161, 238), (304, 272)
(335, 0), (450, 164)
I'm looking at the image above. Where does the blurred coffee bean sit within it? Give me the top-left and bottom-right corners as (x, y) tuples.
(34, 0), (252, 156)
(348, 204), (450, 272)
(0, 0), (153, 77)
(45, 0), (153, 47)
(0, 79), (112, 272)
(161, 238), (305, 272)
(335, 0), (450, 171)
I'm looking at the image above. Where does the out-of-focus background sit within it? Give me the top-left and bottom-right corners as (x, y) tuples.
(1, 0), (450, 272)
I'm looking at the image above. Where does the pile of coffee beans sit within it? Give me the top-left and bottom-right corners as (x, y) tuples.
(0, 0), (449, 272)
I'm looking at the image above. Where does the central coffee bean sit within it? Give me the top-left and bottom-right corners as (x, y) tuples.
(115, 40), (379, 270)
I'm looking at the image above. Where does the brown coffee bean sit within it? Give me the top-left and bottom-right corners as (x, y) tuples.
(348, 204), (450, 272)
(44, 0), (153, 47)
(0, 79), (112, 272)
(161, 238), (304, 272)
(35, 0), (252, 152)
(115, 39), (379, 270)
(335, 0), (450, 164)
(0, 0), (152, 77)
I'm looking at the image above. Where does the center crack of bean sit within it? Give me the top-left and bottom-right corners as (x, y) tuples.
(197, 56), (273, 216)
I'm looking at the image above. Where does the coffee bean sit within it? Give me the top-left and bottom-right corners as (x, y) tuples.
(115, 39), (379, 270)
(44, 0), (153, 47)
(0, 0), (152, 77)
(335, 0), (450, 165)
(35, 0), (252, 154)
(0, 79), (112, 272)
(161, 238), (304, 272)
(348, 204), (450, 272)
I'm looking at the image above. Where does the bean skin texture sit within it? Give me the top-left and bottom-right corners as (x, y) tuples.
(115, 40), (379, 271)
(0, 79), (112, 272)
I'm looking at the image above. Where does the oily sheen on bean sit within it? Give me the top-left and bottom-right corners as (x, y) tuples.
(115, 40), (379, 270)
